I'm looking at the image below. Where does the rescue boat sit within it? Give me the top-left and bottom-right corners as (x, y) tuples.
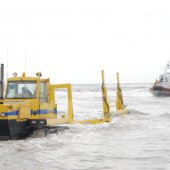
(150, 62), (170, 97)
(0, 64), (128, 140)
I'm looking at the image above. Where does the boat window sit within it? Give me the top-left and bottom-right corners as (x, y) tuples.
(164, 77), (168, 82)
(40, 82), (48, 103)
(159, 76), (163, 82)
(6, 81), (37, 99)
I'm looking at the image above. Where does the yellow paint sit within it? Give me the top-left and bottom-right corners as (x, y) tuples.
(47, 118), (70, 125)
(116, 72), (124, 110)
(19, 105), (30, 119)
(50, 84), (74, 121)
(73, 118), (111, 125)
(101, 70), (110, 118)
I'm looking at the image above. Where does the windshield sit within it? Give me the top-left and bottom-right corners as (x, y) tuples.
(6, 81), (37, 99)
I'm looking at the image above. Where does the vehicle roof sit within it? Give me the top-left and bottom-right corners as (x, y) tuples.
(7, 77), (49, 82)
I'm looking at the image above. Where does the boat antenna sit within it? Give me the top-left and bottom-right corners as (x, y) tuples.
(164, 61), (170, 73)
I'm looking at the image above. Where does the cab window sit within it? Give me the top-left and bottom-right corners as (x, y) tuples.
(6, 81), (37, 99)
(40, 82), (48, 103)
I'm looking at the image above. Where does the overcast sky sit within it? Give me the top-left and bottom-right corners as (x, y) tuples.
(0, 0), (170, 83)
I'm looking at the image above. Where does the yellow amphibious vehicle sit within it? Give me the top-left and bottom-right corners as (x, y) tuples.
(0, 64), (128, 140)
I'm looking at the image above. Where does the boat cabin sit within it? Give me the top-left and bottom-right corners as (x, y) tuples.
(159, 73), (170, 86)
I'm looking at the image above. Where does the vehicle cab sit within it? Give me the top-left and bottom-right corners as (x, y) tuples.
(3, 72), (57, 121)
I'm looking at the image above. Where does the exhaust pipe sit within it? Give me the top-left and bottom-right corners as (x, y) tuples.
(0, 64), (4, 99)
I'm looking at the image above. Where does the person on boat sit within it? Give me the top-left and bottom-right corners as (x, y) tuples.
(154, 79), (159, 86)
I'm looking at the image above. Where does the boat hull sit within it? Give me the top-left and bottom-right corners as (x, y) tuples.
(149, 87), (170, 97)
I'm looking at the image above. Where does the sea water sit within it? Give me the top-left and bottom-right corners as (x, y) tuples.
(0, 84), (170, 170)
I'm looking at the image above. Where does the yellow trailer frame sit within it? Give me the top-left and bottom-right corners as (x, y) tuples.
(48, 71), (129, 126)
